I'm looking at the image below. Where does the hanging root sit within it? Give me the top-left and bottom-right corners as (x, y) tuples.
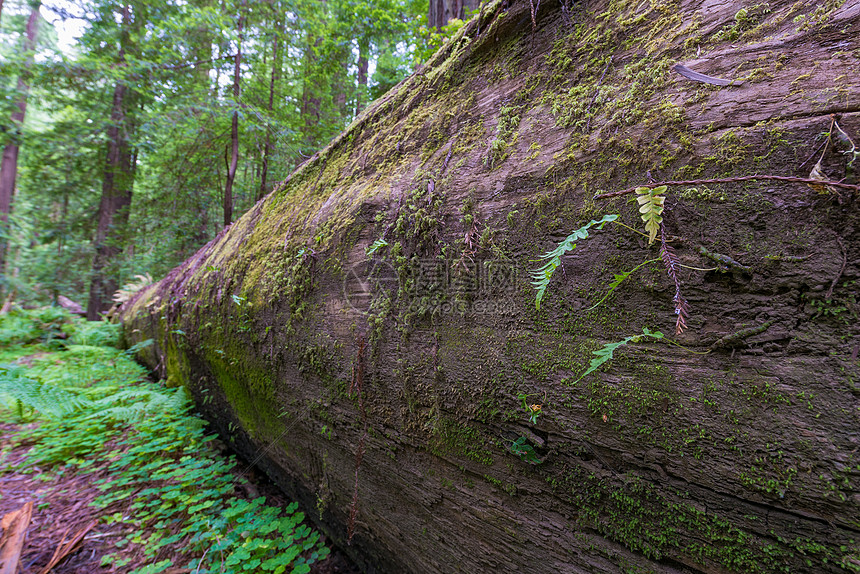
(660, 223), (690, 335)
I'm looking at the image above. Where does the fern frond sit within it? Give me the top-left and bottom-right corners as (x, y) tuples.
(366, 238), (388, 256)
(588, 258), (661, 311)
(635, 186), (666, 244)
(572, 328), (664, 384)
(660, 223), (690, 335)
(112, 274), (153, 304)
(530, 214), (618, 310)
(0, 364), (91, 418)
(91, 386), (189, 422)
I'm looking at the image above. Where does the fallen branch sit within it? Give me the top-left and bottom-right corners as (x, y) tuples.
(38, 520), (98, 574)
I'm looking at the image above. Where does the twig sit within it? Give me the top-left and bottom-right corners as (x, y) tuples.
(798, 139), (829, 170)
(593, 175), (860, 200)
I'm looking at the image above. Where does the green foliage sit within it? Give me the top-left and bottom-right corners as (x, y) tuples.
(531, 214), (618, 310)
(1, 0), (434, 309)
(2, 313), (330, 573)
(0, 363), (90, 419)
(0, 306), (73, 347)
(588, 258), (661, 310)
(635, 186), (666, 244)
(67, 319), (121, 348)
(572, 328), (664, 384)
(366, 238), (389, 255)
(508, 436), (542, 464)
(518, 392), (542, 424)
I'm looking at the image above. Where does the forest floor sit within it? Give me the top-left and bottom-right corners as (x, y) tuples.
(0, 308), (359, 574)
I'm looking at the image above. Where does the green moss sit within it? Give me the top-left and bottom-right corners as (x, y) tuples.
(429, 418), (494, 465)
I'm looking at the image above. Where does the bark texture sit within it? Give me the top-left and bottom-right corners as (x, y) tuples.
(87, 4), (137, 319)
(429, 0), (480, 29)
(224, 1), (245, 227)
(0, 3), (40, 288)
(122, 1), (860, 572)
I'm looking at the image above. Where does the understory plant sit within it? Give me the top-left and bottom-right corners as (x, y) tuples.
(0, 308), (329, 574)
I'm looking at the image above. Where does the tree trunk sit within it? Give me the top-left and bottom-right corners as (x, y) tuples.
(429, 0), (479, 29)
(223, 0), (244, 227)
(355, 38), (369, 117)
(0, 3), (40, 293)
(258, 11), (283, 203)
(300, 33), (323, 151)
(121, 2), (860, 573)
(86, 4), (135, 319)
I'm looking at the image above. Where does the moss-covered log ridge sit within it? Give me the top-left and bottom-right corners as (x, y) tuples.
(121, 1), (860, 572)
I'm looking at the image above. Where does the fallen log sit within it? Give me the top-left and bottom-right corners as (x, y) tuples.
(121, 0), (860, 572)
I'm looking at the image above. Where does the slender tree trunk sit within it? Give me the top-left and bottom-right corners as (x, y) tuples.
(300, 33), (323, 150)
(0, 3), (39, 294)
(429, 0), (479, 29)
(190, 0), (213, 91)
(224, 0), (245, 227)
(355, 38), (369, 116)
(86, 4), (136, 319)
(258, 12), (284, 202)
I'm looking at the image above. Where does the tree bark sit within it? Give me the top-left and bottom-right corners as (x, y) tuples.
(86, 4), (135, 319)
(121, 1), (860, 573)
(355, 38), (369, 117)
(258, 10), (283, 203)
(300, 33), (323, 151)
(429, 0), (479, 29)
(223, 0), (244, 227)
(0, 3), (40, 293)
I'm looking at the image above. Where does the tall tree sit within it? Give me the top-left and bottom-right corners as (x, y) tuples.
(258, 7), (283, 202)
(355, 37), (369, 116)
(429, 0), (479, 29)
(223, 0), (244, 227)
(0, 1), (40, 292)
(86, 3), (137, 318)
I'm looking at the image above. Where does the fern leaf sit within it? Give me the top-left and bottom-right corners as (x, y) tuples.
(113, 273), (153, 304)
(531, 214), (618, 310)
(366, 238), (388, 256)
(588, 258), (661, 311)
(572, 328), (663, 384)
(0, 364), (91, 418)
(635, 186), (666, 244)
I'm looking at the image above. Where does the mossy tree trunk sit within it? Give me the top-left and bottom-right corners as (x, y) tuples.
(122, 1), (860, 572)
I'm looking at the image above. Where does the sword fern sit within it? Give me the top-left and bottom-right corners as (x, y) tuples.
(531, 214), (618, 310)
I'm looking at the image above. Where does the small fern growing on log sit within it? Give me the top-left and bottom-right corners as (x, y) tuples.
(531, 214), (617, 310)
(572, 328), (664, 384)
(635, 185), (666, 244)
(112, 273), (153, 304)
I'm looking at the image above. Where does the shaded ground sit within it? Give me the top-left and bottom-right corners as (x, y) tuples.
(0, 421), (360, 574)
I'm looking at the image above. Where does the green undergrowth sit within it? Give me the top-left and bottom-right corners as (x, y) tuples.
(0, 307), (329, 574)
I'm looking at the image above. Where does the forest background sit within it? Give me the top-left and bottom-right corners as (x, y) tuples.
(0, 0), (476, 319)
